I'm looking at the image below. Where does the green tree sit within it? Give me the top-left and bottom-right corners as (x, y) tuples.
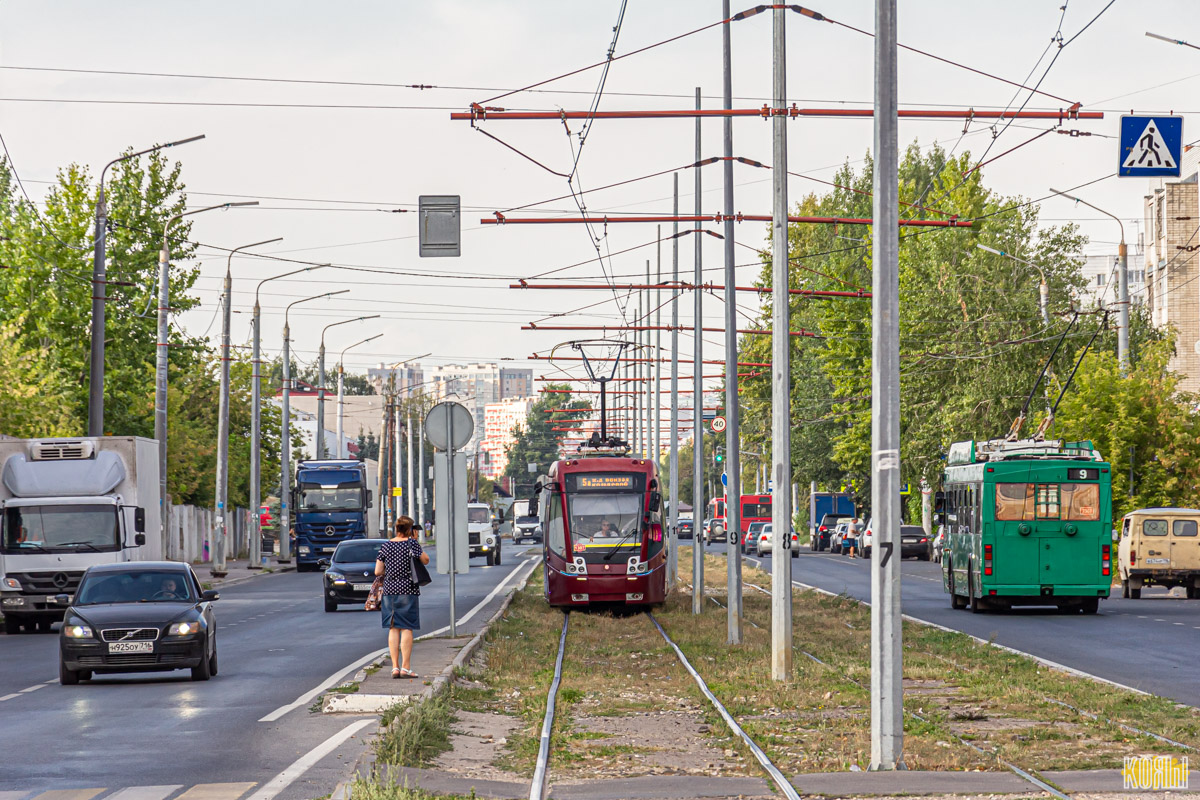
(503, 386), (591, 486)
(295, 363), (376, 395)
(0, 320), (76, 437)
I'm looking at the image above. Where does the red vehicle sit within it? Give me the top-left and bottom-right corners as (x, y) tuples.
(706, 494), (773, 537)
(259, 505), (274, 529)
(535, 456), (667, 608)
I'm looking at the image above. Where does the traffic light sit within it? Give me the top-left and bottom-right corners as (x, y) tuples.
(715, 451), (724, 464)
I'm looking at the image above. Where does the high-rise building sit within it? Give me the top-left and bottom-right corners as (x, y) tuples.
(429, 363), (503, 452)
(481, 396), (536, 479)
(500, 367), (534, 399)
(367, 363), (424, 396)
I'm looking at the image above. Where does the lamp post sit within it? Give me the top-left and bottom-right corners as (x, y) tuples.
(92, 134), (205, 437)
(977, 244), (1050, 326)
(1049, 187), (1129, 373)
(211, 236), (281, 576)
(278, 289), (349, 562)
(318, 315), (380, 460)
(337, 334), (384, 459)
(157, 199), (257, 557)
(250, 264), (330, 566)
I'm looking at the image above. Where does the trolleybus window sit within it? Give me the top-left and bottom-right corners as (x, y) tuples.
(1175, 520), (1198, 537)
(1141, 519), (1168, 536)
(742, 500), (771, 519)
(994, 483), (1100, 521)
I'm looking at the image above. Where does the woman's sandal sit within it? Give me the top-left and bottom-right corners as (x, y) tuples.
(400, 668), (419, 679)
(391, 668), (402, 679)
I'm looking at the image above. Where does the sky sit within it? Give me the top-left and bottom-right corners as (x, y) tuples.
(0, 0), (1194, 407)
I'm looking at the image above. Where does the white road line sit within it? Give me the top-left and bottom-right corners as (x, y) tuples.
(261, 555), (537, 722)
(0, 693), (20, 702)
(19, 684), (44, 693)
(245, 718), (373, 800)
(104, 786), (185, 800)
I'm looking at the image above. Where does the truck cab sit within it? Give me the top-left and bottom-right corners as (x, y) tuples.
(0, 437), (160, 634)
(292, 460), (373, 571)
(467, 502), (502, 565)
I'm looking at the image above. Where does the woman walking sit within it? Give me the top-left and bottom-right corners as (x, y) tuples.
(376, 515), (430, 679)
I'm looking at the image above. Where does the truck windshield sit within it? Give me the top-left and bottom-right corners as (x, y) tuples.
(3, 505), (120, 554)
(298, 482), (362, 511)
(468, 507), (490, 524)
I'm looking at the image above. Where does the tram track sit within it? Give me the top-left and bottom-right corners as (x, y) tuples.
(530, 609), (799, 800)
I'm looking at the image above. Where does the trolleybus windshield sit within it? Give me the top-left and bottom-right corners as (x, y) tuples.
(994, 483), (1100, 521)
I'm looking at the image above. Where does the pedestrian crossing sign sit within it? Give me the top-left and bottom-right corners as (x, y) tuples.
(1119, 116), (1182, 177)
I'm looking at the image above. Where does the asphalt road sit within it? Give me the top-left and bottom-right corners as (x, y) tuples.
(692, 539), (1200, 707)
(0, 543), (541, 799)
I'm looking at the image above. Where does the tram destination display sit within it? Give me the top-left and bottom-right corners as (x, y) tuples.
(571, 474), (636, 491)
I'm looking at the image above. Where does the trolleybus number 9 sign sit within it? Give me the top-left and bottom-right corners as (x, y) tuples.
(711, 416), (727, 433)
(1069, 468), (1099, 481)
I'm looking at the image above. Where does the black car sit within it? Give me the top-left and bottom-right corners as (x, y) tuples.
(320, 538), (384, 612)
(814, 513), (852, 551)
(59, 562), (219, 685)
(899, 525), (932, 560)
(677, 519), (694, 539)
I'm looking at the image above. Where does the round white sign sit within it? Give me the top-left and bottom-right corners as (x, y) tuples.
(711, 416), (727, 433)
(424, 401), (474, 450)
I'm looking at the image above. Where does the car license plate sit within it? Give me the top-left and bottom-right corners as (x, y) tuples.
(902, 538), (917, 543)
(352, 583), (373, 591)
(1146, 558), (1170, 564)
(108, 641), (153, 654)
(325, 547), (337, 553)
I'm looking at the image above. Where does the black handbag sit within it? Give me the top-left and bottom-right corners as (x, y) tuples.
(412, 554), (432, 587)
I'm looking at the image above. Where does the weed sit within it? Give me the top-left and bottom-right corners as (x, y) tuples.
(375, 693), (456, 767)
(349, 779), (477, 800)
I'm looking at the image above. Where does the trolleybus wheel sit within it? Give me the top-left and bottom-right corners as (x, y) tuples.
(968, 575), (983, 614)
(948, 564), (967, 610)
(1080, 597), (1100, 614)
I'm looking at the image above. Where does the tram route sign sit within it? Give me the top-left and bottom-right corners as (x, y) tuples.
(1119, 116), (1182, 177)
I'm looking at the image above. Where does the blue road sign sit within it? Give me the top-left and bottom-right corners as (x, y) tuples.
(721, 472), (728, 487)
(1119, 116), (1182, 177)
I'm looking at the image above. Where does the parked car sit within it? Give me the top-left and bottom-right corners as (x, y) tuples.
(705, 518), (728, 543)
(742, 522), (767, 554)
(838, 518), (864, 556)
(814, 512), (852, 551)
(677, 518), (694, 539)
(901, 525), (931, 560)
(829, 520), (850, 553)
(319, 538), (384, 612)
(931, 527), (947, 563)
(58, 562), (219, 685)
(755, 523), (799, 557)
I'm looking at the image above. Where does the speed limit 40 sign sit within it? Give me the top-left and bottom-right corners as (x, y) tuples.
(711, 416), (727, 433)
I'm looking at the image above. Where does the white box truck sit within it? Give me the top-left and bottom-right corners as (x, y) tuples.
(0, 436), (161, 634)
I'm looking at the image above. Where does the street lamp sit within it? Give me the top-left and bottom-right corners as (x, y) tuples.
(212, 237), (282, 577)
(1049, 187), (1129, 373)
(156, 199), (257, 556)
(337, 334), (385, 459)
(279, 289), (349, 562)
(976, 244), (1050, 326)
(318, 315), (381, 460)
(92, 134), (205, 437)
(250, 263), (330, 567)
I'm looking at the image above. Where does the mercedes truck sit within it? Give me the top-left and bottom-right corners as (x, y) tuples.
(292, 459), (375, 570)
(0, 437), (160, 634)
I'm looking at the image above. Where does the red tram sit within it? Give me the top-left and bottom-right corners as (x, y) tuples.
(534, 455), (667, 608)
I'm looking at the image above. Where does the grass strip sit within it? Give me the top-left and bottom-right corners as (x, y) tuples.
(375, 692), (456, 768)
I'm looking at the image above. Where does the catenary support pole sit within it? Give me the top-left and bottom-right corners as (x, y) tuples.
(418, 400), (427, 532)
(1118, 239), (1129, 373)
(669, 174), (681, 586)
(407, 404), (416, 520)
(870, 0), (905, 770)
(212, 268), (233, 576)
(337, 364), (346, 458)
(693, 86), (705, 615)
(723, 0), (743, 645)
(655, 226), (662, 467)
(394, 402), (403, 521)
(377, 395), (390, 534)
(280, 322), (293, 563)
(770, 4), (793, 681)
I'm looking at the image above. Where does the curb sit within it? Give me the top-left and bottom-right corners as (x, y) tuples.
(329, 556), (538, 799)
(202, 564), (296, 590)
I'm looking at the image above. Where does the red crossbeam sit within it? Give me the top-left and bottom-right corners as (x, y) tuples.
(531, 355), (770, 367)
(523, 323), (816, 338)
(487, 212), (970, 228)
(452, 105), (1102, 122)
(512, 281), (868, 298)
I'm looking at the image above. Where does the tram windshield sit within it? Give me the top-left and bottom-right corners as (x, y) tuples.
(994, 483), (1100, 521)
(567, 493), (642, 553)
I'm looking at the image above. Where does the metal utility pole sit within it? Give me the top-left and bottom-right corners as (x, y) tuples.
(157, 199), (256, 555)
(418, 400), (427, 530)
(870, 0), (904, 770)
(335, 334), (382, 459)
(976, 244), (1049, 326)
(377, 393), (391, 533)
(722, 0), (743, 646)
(93, 134), (204, 437)
(318, 315), (379, 460)
(1048, 187), (1129, 373)
(654, 227), (662, 467)
(636, 294), (643, 456)
(407, 404), (416, 520)
(394, 401), (403, 520)
(769, 6), (793, 681)
(251, 264), (330, 566)
(280, 290), (348, 562)
(669, 174), (681, 586)
(692, 86), (705, 615)
(213, 236), (279, 576)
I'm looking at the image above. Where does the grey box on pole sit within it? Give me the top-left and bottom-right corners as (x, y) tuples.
(418, 195), (461, 257)
(434, 450), (470, 575)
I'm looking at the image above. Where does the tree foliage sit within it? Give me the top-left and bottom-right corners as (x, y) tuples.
(502, 386), (591, 488)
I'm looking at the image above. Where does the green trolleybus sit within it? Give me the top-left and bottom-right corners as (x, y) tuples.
(940, 438), (1112, 614)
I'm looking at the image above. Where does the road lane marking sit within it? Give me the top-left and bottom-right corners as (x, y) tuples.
(104, 787), (185, 800)
(174, 784), (256, 800)
(29, 791), (104, 800)
(0, 693), (20, 702)
(260, 555), (538, 723)
(20, 683), (44, 693)
(416, 554), (539, 641)
(244, 719), (373, 800)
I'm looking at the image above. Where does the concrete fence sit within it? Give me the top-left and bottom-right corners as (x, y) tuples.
(165, 504), (253, 565)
